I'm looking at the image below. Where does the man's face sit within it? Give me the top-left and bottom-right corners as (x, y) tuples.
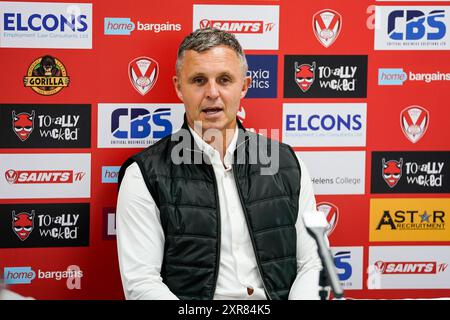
(173, 46), (250, 134)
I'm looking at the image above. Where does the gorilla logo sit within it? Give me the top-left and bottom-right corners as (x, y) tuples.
(24, 55), (70, 95)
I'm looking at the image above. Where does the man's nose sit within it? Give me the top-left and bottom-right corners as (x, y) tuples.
(205, 80), (219, 99)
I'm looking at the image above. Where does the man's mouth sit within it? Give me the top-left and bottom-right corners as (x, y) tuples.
(202, 107), (223, 115)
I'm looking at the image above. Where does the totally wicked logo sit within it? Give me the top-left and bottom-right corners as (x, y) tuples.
(317, 202), (339, 236)
(0, 203), (89, 248)
(400, 106), (429, 143)
(284, 55), (367, 98)
(369, 198), (450, 242)
(1, 104), (91, 148)
(128, 57), (159, 96)
(313, 9), (342, 48)
(371, 151), (450, 193)
(24, 55), (70, 96)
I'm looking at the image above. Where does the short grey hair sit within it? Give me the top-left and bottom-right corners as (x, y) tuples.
(175, 28), (248, 76)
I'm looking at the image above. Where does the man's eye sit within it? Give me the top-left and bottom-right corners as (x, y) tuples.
(193, 78), (206, 85)
(219, 77), (231, 84)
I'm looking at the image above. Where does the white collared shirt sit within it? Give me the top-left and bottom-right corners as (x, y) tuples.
(116, 126), (323, 300)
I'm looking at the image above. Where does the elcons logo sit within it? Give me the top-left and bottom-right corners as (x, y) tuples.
(103, 208), (116, 240)
(374, 6), (450, 50)
(312, 9), (342, 48)
(245, 55), (277, 98)
(97, 104), (184, 148)
(371, 151), (450, 193)
(283, 103), (367, 147)
(104, 17), (181, 35)
(0, 153), (91, 199)
(128, 57), (159, 96)
(193, 5), (279, 50)
(1, 104), (91, 148)
(378, 68), (450, 85)
(284, 55), (367, 98)
(24, 56), (69, 96)
(369, 198), (450, 242)
(400, 106), (429, 143)
(0, 203), (89, 248)
(373, 261), (448, 275)
(0, 2), (92, 49)
(317, 202), (339, 236)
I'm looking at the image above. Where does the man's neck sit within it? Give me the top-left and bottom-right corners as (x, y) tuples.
(190, 124), (237, 163)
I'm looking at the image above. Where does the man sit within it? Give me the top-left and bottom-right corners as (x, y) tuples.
(116, 28), (324, 300)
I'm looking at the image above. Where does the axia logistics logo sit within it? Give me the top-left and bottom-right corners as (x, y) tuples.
(0, 104), (91, 148)
(193, 5), (279, 50)
(0, 203), (90, 248)
(378, 68), (450, 85)
(3, 265), (84, 289)
(374, 6), (450, 50)
(245, 55), (277, 98)
(371, 151), (450, 193)
(312, 9), (342, 48)
(0, 2), (92, 49)
(104, 17), (181, 35)
(97, 104), (184, 148)
(369, 198), (450, 241)
(24, 55), (69, 96)
(284, 55), (367, 98)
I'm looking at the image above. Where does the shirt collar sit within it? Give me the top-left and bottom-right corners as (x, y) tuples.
(188, 125), (238, 169)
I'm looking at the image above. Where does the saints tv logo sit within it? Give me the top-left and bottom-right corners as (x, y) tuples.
(23, 55), (70, 96)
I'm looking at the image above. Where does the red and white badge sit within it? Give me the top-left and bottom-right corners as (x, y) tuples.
(5, 169), (18, 184)
(316, 202), (339, 236)
(312, 9), (342, 48)
(128, 57), (159, 96)
(400, 105), (429, 144)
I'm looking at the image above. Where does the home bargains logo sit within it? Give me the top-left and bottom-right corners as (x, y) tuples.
(0, 104), (91, 148)
(369, 198), (450, 242)
(24, 56), (70, 96)
(104, 17), (181, 35)
(371, 151), (450, 194)
(193, 5), (279, 50)
(0, 203), (89, 248)
(284, 55), (367, 98)
(374, 6), (450, 50)
(0, 2), (92, 49)
(378, 68), (450, 85)
(0, 153), (90, 199)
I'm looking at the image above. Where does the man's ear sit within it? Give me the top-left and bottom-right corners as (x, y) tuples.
(173, 76), (183, 101)
(240, 76), (251, 99)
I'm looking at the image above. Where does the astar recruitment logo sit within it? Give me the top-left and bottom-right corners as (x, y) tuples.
(23, 55), (69, 96)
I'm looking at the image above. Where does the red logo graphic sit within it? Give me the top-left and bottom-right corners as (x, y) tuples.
(316, 202), (339, 236)
(12, 210), (35, 241)
(12, 110), (35, 141)
(199, 19), (272, 33)
(313, 9), (342, 48)
(400, 106), (429, 144)
(373, 261), (446, 274)
(295, 62), (316, 92)
(128, 57), (159, 96)
(382, 158), (403, 188)
(4, 170), (85, 184)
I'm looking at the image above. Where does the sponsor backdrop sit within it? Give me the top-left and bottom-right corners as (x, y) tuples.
(0, 0), (449, 300)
